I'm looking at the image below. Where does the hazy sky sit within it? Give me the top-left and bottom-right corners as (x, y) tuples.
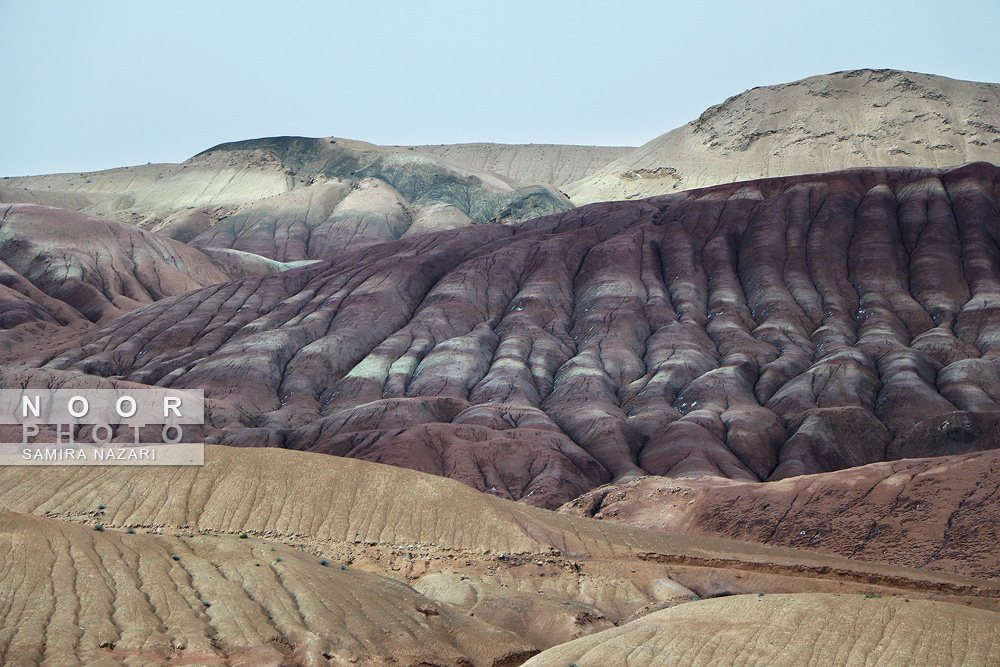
(3, 0), (998, 177)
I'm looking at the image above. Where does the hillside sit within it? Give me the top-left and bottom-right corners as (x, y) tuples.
(562, 449), (1000, 579)
(413, 143), (633, 188)
(2, 67), (1000, 666)
(1, 445), (997, 661)
(0, 137), (633, 261)
(568, 69), (1000, 203)
(522, 593), (1000, 667)
(0, 137), (575, 259)
(2, 163), (993, 510)
(0, 509), (534, 666)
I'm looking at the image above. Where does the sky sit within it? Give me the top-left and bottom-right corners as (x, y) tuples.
(2, 0), (999, 177)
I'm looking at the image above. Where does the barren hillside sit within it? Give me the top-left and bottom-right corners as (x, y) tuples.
(569, 69), (1000, 203)
(2, 67), (1000, 666)
(413, 143), (632, 188)
(0, 509), (534, 666)
(562, 449), (1000, 579)
(0, 137), (574, 258)
(4, 164), (997, 511)
(522, 593), (1000, 667)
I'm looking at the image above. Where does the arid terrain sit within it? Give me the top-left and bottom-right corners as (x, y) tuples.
(568, 69), (1000, 203)
(2, 447), (999, 665)
(1, 69), (999, 665)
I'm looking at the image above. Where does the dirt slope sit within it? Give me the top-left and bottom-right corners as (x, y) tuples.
(569, 69), (1000, 203)
(413, 143), (633, 187)
(0, 446), (997, 613)
(522, 593), (1000, 667)
(0, 510), (534, 667)
(561, 449), (1000, 579)
(0, 203), (305, 328)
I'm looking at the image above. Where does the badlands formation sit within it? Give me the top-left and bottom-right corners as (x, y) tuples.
(1, 69), (999, 665)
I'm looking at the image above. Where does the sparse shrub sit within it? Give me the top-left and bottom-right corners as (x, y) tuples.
(126, 528), (136, 534)
(275, 557), (283, 563)
(94, 525), (104, 531)
(319, 559), (330, 567)
(239, 533), (248, 539)
(97, 504), (105, 510)
(172, 555), (180, 561)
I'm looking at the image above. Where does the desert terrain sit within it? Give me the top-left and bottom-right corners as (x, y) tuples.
(1, 69), (999, 665)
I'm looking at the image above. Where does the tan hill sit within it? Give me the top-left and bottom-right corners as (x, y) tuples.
(0, 509), (534, 666)
(412, 143), (633, 188)
(0, 136), (574, 260)
(561, 450), (1000, 579)
(522, 593), (1000, 667)
(568, 69), (1000, 203)
(0, 446), (997, 608)
(2, 446), (998, 661)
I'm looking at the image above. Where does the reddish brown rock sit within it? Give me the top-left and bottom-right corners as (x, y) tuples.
(0, 203), (287, 327)
(560, 450), (1000, 579)
(12, 163), (1000, 508)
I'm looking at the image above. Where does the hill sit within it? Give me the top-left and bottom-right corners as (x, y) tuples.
(0, 137), (635, 261)
(562, 449), (1000, 579)
(413, 143), (633, 188)
(568, 69), (1000, 203)
(0, 508), (534, 666)
(8, 163), (996, 510)
(522, 593), (1000, 667)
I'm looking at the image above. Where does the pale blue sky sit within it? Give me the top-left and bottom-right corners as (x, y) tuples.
(2, 0), (998, 177)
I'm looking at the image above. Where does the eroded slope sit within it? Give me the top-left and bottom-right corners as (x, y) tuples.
(0, 203), (301, 328)
(0, 510), (534, 667)
(0, 445), (997, 618)
(561, 450), (1000, 579)
(17, 163), (1000, 509)
(1, 137), (574, 260)
(522, 593), (1000, 667)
